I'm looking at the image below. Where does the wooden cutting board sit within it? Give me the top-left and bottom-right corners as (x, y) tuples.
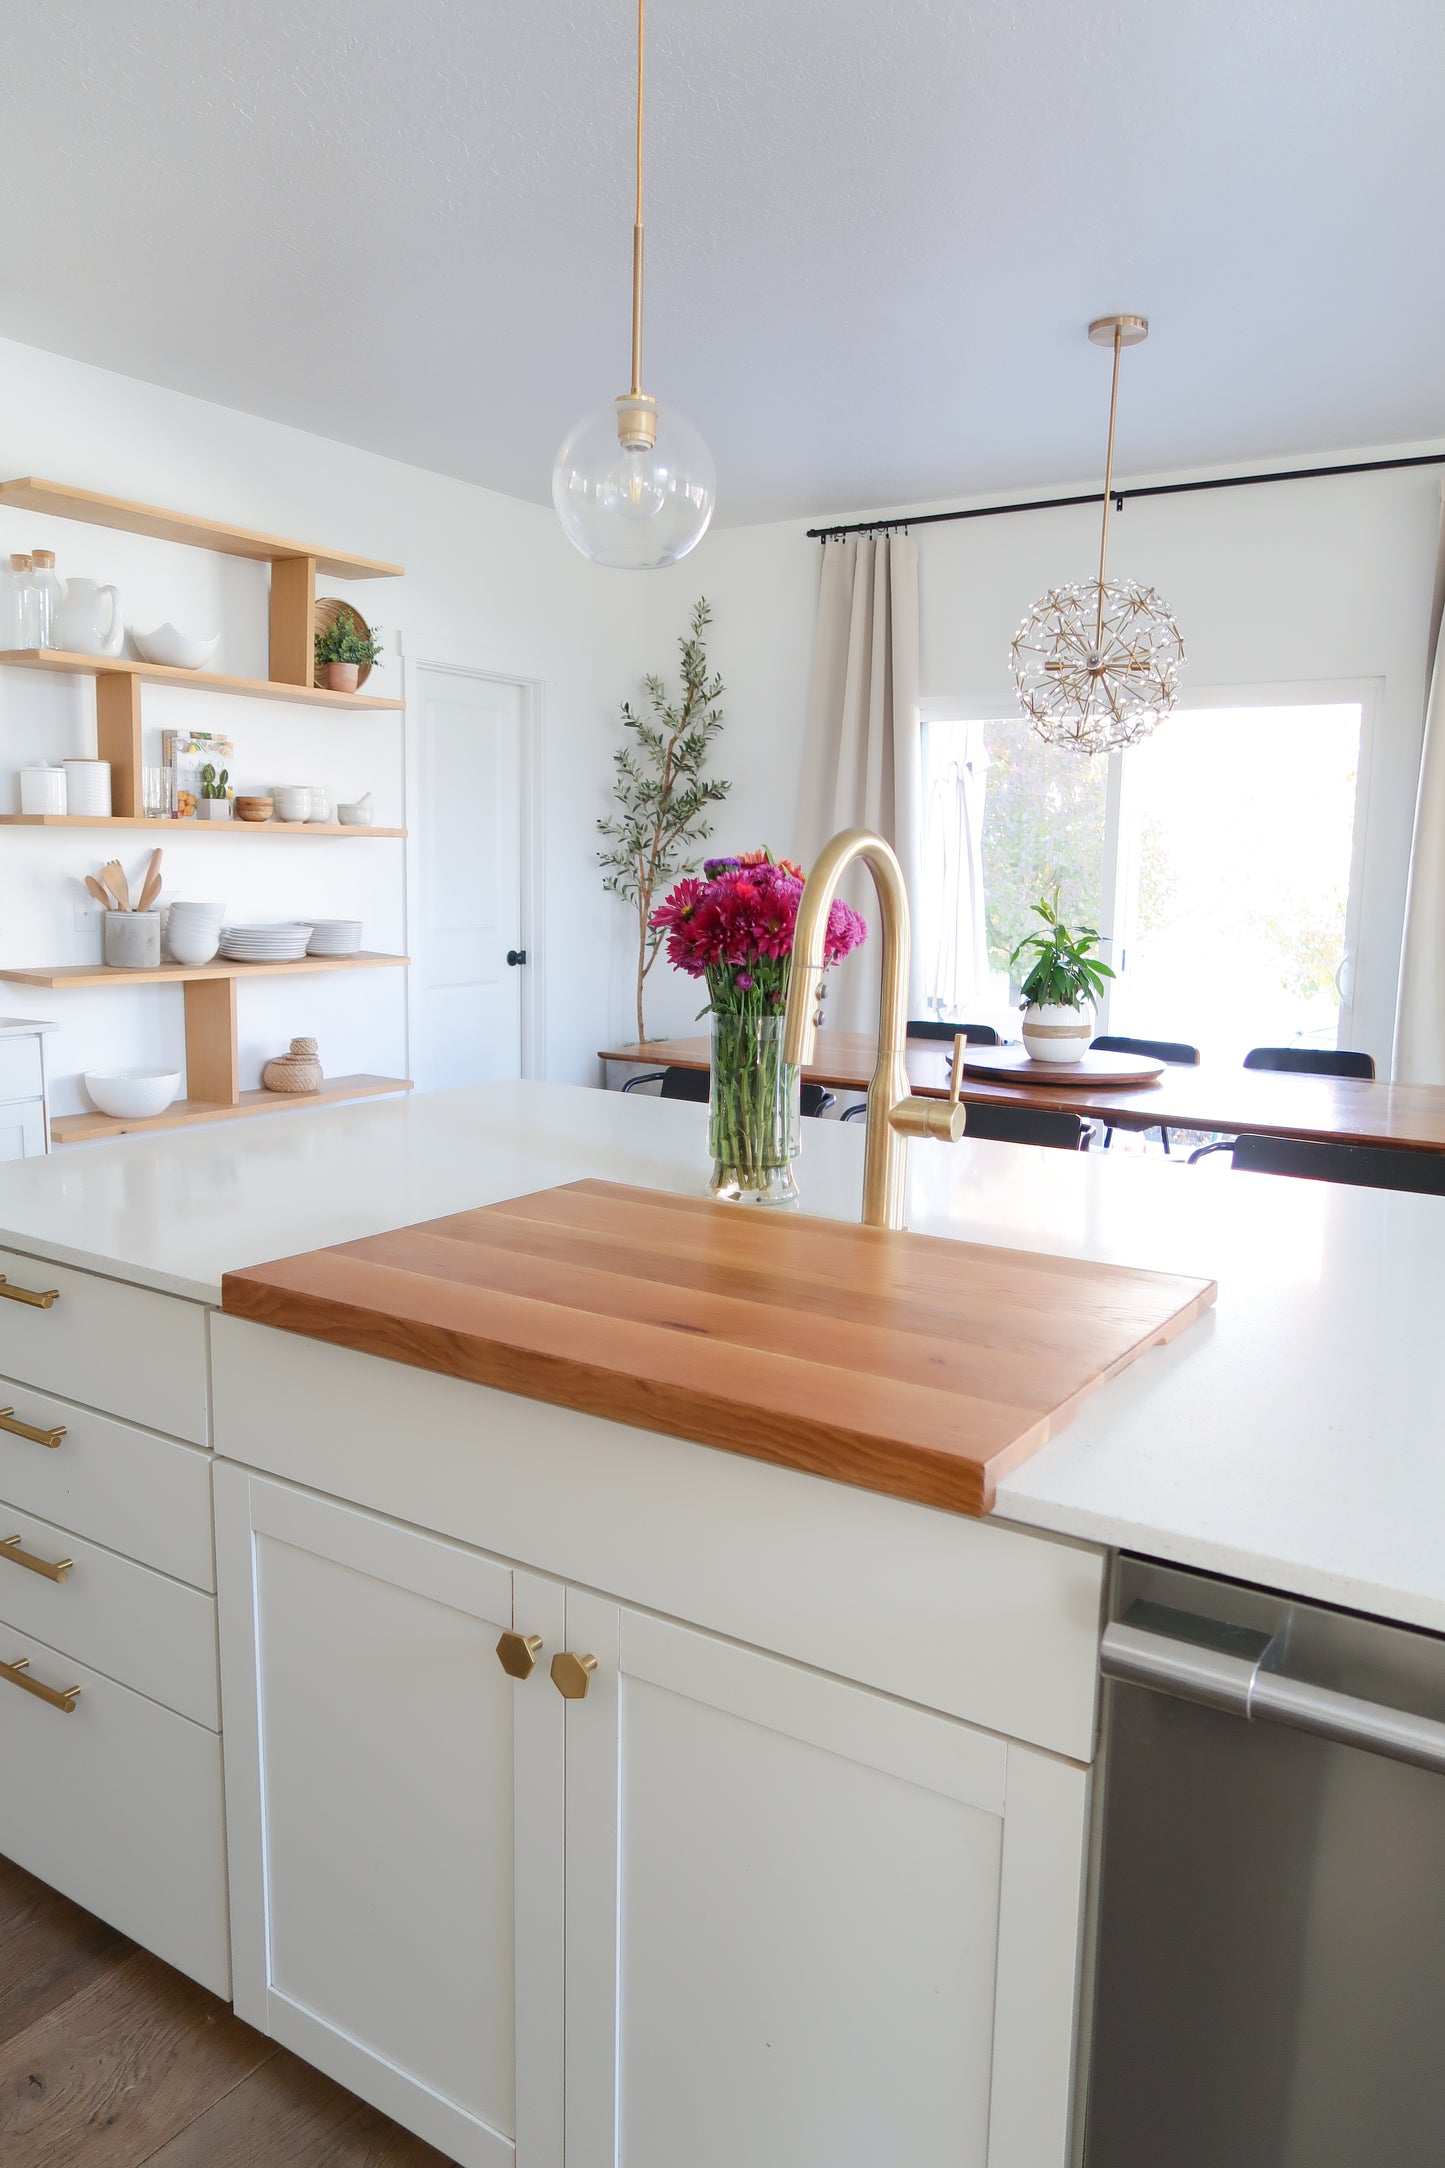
(222, 1180), (1216, 1518)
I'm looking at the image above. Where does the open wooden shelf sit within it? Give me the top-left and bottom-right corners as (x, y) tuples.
(0, 649), (404, 711)
(0, 478), (403, 579)
(0, 952), (406, 991)
(0, 814), (406, 838)
(52, 1074), (413, 1145)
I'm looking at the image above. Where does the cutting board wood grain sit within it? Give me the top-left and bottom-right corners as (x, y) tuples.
(222, 1179), (1216, 1517)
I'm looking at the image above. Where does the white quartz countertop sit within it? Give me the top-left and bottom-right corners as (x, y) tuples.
(0, 1080), (1438, 1635)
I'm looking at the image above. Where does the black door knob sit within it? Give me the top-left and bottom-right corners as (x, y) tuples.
(506, 949), (527, 967)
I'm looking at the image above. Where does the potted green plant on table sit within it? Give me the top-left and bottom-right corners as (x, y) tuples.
(1010, 892), (1114, 1063)
(314, 607), (383, 694)
(197, 762), (231, 821)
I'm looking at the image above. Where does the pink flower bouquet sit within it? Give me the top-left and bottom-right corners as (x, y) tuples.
(650, 851), (866, 1202)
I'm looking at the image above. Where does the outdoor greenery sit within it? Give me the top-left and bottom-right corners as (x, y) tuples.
(979, 721), (1106, 991)
(315, 607), (383, 669)
(1009, 891), (1115, 1011)
(598, 597), (730, 1042)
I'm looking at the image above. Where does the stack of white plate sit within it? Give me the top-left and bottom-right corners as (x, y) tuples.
(305, 919), (363, 958)
(219, 922), (313, 963)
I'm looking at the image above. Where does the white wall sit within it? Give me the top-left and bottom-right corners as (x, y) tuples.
(0, 335), (646, 1115)
(643, 455), (1445, 1069)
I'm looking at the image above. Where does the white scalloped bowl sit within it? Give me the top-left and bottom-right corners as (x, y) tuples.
(129, 622), (220, 670)
(83, 1069), (182, 1119)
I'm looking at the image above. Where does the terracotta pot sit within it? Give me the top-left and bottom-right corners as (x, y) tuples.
(325, 661), (361, 694)
(261, 1036), (324, 1094)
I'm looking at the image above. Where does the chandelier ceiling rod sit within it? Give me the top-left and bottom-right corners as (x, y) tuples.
(631, 0), (645, 400)
(806, 449), (1445, 543)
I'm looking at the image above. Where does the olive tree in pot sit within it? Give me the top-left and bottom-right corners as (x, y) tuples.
(1010, 892), (1114, 1063)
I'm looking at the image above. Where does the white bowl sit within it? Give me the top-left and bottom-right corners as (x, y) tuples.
(272, 786), (311, 823)
(83, 1069), (182, 1119)
(129, 623), (221, 671)
(336, 802), (373, 826)
(167, 924), (221, 965)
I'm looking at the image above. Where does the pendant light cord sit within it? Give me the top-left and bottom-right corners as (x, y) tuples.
(1094, 324), (1123, 648)
(630, 0), (646, 397)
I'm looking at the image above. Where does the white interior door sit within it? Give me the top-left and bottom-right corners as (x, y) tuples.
(415, 668), (526, 1088)
(563, 1595), (1085, 2168)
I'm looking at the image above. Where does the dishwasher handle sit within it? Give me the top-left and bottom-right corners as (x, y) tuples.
(1102, 1617), (1445, 1777)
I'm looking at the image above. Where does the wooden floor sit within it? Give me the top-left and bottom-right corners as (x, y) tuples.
(0, 1854), (453, 2166)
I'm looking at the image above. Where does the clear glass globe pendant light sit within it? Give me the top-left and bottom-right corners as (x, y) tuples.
(1011, 316), (1184, 753)
(552, 0), (716, 569)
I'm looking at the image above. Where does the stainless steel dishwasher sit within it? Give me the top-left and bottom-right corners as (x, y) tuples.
(1085, 1555), (1445, 2166)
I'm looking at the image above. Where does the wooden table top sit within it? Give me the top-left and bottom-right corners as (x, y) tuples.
(222, 1180), (1215, 1518)
(598, 1031), (1445, 1154)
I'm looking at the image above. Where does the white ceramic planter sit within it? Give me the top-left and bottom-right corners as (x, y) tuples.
(1021, 1001), (1092, 1064)
(197, 799), (232, 821)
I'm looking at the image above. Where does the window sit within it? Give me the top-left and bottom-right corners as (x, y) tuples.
(921, 701), (1364, 1061)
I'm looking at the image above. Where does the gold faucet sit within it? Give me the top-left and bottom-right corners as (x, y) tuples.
(783, 827), (966, 1230)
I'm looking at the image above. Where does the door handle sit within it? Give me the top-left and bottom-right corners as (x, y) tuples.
(1102, 1611), (1445, 1776)
(506, 949), (527, 967)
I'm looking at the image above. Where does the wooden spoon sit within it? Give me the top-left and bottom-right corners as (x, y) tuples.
(84, 874), (114, 910)
(137, 848), (163, 914)
(100, 859), (130, 912)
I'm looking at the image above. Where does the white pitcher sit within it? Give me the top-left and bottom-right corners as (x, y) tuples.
(54, 577), (124, 658)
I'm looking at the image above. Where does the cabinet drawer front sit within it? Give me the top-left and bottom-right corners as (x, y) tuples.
(0, 1038), (43, 1101)
(0, 1502), (217, 1727)
(213, 1317), (1104, 1760)
(0, 1245), (207, 1444)
(0, 1615), (229, 1996)
(0, 1376), (213, 1589)
(0, 1100), (45, 1161)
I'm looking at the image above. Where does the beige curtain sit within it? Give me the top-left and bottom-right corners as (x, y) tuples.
(1393, 483), (1445, 1082)
(794, 533), (923, 1033)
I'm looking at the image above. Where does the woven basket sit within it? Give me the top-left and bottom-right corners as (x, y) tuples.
(261, 1037), (323, 1094)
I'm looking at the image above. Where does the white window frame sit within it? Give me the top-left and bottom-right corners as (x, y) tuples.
(920, 679), (1380, 1049)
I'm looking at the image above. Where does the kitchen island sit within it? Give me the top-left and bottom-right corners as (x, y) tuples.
(0, 1081), (1440, 2167)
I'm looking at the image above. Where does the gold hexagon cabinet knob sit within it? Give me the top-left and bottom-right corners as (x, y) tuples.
(550, 1650), (598, 1700)
(496, 1631), (543, 1681)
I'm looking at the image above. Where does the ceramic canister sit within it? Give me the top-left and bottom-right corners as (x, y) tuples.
(19, 766), (67, 815)
(63, 759), (112, 817)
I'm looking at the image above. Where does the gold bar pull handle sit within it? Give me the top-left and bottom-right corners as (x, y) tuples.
(0, 1408), (67, 1450)
(551, 1651), (598, 1700)
(1, 1535), (72, 1583)
(0, 1654), (80, 1713)
(0, 1274), (59, 1309)
(496, 1631), (544, 1680)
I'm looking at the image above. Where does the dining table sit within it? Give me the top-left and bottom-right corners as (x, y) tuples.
(597, 1030), (1445, 1155)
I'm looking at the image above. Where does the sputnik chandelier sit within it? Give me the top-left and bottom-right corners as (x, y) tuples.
(1011, 315), (1184, 754)
(551, 0), (716, 569)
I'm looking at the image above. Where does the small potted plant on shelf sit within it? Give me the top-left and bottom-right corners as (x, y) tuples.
(314, 607), (383, 694)
(1010, 891), (1114, 1063)
(197, 762), (232, 821)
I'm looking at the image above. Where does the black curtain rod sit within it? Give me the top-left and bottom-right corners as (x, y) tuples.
(805, 449), (1445, 542)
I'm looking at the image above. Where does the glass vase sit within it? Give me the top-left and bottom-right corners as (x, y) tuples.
(708, 1013), (801, 1206)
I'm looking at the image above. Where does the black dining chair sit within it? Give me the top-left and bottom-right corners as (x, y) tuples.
(842, 1099), (1083, 1151)
(1242, 1045), (1377, 1079)
(622, 1067), (836, 1118)
(1189, 1044), (1378, 1163)
(907, 1020), (1002, 1046)
(1231, 1131), (1445, 1195)
(1090, 1033), (1200, 1156)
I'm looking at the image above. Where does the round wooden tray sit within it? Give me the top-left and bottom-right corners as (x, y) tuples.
(960, 1045), (1166, 1088)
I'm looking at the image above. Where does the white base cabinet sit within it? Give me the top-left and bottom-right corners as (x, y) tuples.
(215, 1450), (1092, 2168)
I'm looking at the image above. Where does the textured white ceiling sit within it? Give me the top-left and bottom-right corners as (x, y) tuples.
(3, 0), (1443, 524)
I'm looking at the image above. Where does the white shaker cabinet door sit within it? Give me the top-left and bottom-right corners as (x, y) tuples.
(562, 1594), (1090, 2168)
(215, 1465), (565, 2168)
